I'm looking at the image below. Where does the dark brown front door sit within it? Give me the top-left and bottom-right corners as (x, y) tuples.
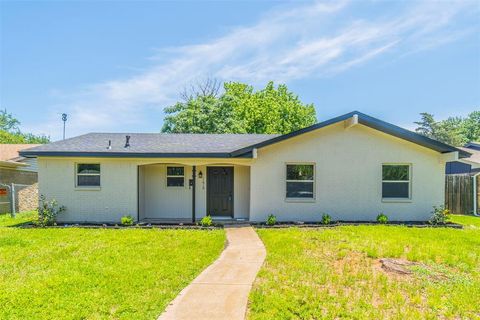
(207, 167), (234, 217)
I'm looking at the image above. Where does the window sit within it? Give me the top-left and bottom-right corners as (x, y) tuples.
(382, 164), (411, 199)
(286, 164), (314, 199)
(167, 166), (185, 187)
(76, 164), (100, 187)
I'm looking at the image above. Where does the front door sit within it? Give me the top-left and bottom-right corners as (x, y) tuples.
(207, 167), (234, 217)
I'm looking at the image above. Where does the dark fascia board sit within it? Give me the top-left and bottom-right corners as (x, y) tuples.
(19, 151), (253, 158)
(231, 111), (471, 158)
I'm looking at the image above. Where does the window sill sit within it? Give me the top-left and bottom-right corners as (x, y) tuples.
(382, 198), (412, 203)
(285, 198), (316, 203)
(75, 187), (101, 191)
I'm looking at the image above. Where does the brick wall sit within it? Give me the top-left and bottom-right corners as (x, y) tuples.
(18, 183), (38, 212)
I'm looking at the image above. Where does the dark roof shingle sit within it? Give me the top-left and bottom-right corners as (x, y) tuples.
(20, 133), (279, 157)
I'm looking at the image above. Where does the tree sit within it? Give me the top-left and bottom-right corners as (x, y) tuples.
(0, 109), (50, 144)
(414, 111), (480, 146)
(162, 80), (317, 134)
(0, 109), (20, 132)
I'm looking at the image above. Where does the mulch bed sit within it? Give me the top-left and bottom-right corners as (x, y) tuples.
(254, 221), (463, 229)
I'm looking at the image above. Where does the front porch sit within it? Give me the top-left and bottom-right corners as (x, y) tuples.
(137, 161), (251, 222)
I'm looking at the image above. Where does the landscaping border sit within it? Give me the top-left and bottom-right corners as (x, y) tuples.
(252, 221), (463, 229)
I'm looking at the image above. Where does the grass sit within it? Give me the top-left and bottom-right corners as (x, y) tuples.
(0, 210), (37, 227)
(0, 212), (225, 320)
(249, 215), (480, 319)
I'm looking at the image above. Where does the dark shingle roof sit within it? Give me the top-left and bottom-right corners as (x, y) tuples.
(19, 111), (469, 159)
(19, 133), (279, 158)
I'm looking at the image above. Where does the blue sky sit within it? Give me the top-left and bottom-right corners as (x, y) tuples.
(1, 0), (479, 140)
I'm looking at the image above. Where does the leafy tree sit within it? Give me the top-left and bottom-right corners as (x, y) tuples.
(462, 111), (480, 142)
(0, 109), (20, 132)
(414, 111), (480, 146)
(0, 109), (50, 144)
(162, 80), (317, 134)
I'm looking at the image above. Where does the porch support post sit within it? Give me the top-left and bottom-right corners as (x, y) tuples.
(192, 165), (196, 223)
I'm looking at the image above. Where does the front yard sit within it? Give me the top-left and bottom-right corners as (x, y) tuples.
(0, 213), (225, 320)
(248, 215), (480, 319)
(2, 212), (479, 319)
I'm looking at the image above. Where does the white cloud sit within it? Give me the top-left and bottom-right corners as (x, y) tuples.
(29, 0), (478, 139)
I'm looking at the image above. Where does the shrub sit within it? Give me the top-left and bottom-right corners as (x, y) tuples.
(429, 205), (450, 225)
(321, 213), (331, 225)
(376, 213), (388, 224)
(37, 195), (65, 226)
(200, 215), (213, 227)
(121, 215), (134, 226)
(266, 214), (277, 226)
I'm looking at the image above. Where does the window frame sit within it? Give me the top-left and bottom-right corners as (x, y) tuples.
(75, 163), (101, 189)
(285, 162), (316, 202)
(166, 166), (185, 188)
(381, 163), (412, 202)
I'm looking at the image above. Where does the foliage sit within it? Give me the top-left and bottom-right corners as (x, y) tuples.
(321, 213), (331, 225)
(429, 205), (450, 225)
(200, 215), (213, 227)
(0, 227), (225, 319)
(376, 213), (388, 224)
(0, 109), (50, 144)
(414, 111), (480, 146)
(36, 195), (65, 226)
(121, 215), (134, 226)
(0, 109), (20, 132)
(266, 214), (277, 226)
(162, 80), (317, 134)
(250, 224), (480, 319)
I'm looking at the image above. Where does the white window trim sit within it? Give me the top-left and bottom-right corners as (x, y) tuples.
(75, 163), (101, 190)
(166, 166), (185, 188)
(381, 163), (412, 202)
(285, 162), (316, 202)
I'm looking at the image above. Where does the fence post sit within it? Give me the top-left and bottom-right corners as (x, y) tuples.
(10, 183), (16, 218)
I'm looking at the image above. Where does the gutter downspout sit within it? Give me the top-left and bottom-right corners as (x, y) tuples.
(192, 165), (196, 223)
(473, 172), (480, 216)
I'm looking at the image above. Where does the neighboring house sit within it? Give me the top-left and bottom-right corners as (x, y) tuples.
(0, 144), (41, 213)
(20, 111), (469, 223)
(445, 142), (480, 175)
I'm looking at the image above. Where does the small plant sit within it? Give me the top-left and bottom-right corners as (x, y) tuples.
(376, 213), (388, 224)
(121, 215), (134, 226)
(321, 213), (331, 225)
(266, 214), (277, 226)
(200, 215), (213, 227)
(37, 195), (65, 226)
(429, 205), (450, 225)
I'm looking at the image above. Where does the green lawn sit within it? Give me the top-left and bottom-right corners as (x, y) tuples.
(249, 215), (480, 319)
(0, 213), (225, 320)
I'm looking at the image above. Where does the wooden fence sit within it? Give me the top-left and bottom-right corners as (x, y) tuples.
(476, 174), (480, 215)
(445, 174), (478, 214)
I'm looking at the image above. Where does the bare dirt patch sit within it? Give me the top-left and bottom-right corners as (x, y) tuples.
(379, 258), (420, 275)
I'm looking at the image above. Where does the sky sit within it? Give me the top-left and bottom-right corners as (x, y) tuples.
(1, 0), (479, 141)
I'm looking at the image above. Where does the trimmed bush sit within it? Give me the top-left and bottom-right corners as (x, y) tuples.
(429, 205), (450, 225)
(37, 195), (65, 226)
(266, 214), (277, 226)
(321, 213), (331, 225)
(200, 215), (213, 227)
(376, 213), (388, 224)
(121, 215), (134, 226)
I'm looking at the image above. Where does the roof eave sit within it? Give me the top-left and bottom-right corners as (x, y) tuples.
(19, 151), (253, 159)
(230, 111), (468, 158)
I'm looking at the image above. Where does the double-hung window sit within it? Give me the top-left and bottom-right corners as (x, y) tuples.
(286, 164), (315, 199)
(382, 164), (411, 199)
(76, 164), (101, 187)
(167, 166), (185, 187)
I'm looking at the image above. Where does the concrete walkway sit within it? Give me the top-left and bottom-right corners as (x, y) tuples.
(158, 226), (266, 320)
